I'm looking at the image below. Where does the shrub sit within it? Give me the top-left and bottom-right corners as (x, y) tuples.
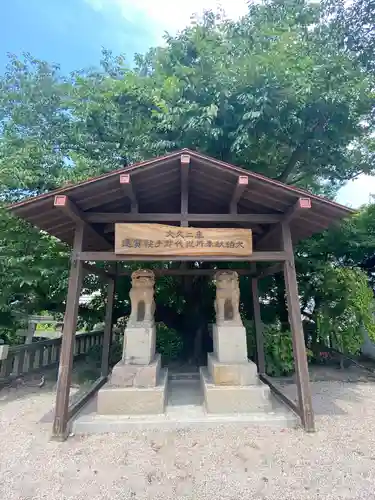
(244, 320), (312, 377)
(155, 322), (183, 362)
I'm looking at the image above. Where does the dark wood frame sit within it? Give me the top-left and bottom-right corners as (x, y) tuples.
(52, 223), (84, 439)
(44, 155), (316, 438)
(250, 216), (314, 431)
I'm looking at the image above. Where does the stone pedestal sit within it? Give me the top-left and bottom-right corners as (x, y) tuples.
(110, 353), (161, 388)
(212, 324), (248, 363)
(201, 367), (271, 413)
(97, 369), (167, 415)
(201, 270), (272, 414)
(207, 352), (257, 386)
(122, 324), (156, 365)
(97, 270), (167, 416)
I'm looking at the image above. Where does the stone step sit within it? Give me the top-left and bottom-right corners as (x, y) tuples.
(72, 407), (299, 434)
(168, 372), (200, 381)
(200, 367), (273, 413)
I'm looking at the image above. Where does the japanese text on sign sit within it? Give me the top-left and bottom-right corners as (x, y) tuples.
(115, 223), (252, 257)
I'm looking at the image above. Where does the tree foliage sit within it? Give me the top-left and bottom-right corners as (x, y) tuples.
(324, 0), (375, 75)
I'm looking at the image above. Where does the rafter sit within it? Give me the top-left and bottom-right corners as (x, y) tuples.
(119, 174), (138, 213)
(53, 195), (112, 250)
(230, 176), (248, 214)
(180, 154), (190, 226)
(256, 197), (311, 250)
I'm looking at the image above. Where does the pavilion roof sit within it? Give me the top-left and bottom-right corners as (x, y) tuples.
(9, 149), (353, 251)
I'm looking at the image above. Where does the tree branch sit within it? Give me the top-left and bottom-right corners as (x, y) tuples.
(278, 119), (327, 183)
(278, 142), (308, 183)
(289, 172), (311, 185)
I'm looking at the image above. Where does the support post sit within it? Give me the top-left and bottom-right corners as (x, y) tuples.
(119, 174), (138, 213)
(25, 321), (36, 345)
(180, 154), (190, 226)
(52, 223), (84, 440)
(251, 266), (265, 374)
(281, 221), (315, 432)
(101, 277), (116, 377)
(256, 197), (311, 250)
(230, 176), (248, 213)
(54, 195), (111, 249)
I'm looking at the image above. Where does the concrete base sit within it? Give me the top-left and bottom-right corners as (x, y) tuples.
(110, 354), (161, 388)
(212, 324), (248, 363)
(123, 324), (156, 365)
(207, 353), (258, 386)
(73, 407), (298, 434)
(72, 377), (299, 435)
(97, 369), (168, 415)
(200, 367), (272, 413)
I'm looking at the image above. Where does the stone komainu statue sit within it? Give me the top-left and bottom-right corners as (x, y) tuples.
(214, 270), (242, 325)
(129, 269), (155, 325)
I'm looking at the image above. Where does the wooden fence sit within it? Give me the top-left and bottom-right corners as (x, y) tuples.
(0, 330), (103, 384)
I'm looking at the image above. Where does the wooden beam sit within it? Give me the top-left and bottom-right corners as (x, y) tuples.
(119, 174), (138, 213)
(230, 176), (248, 214)
(101, 278), (115, 377)
(257, 262), (283, 279)
(86, 213), (283, 224)
(67, 376), (107, 421)
(259, 374), (300, 417)
(54, 195), (112, 250)
(76, 251), (288, 262)
(179, 155), (190, 279)
(180, 154), (190, 226)
(251, 265), (265, 374)
(283, 197), (311, 224)
(256, 197), (311, 250)
(281, 221), (315, 432)
(117, 268), (256, 276)
(52, 223), (84, 440)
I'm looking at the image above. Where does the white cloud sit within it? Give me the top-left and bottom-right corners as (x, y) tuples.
(86, 0), (248, 41)
(336, 174), (375, 208)
(117, 0), (247, 27)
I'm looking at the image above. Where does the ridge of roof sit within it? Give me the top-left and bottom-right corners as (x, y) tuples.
(9, 147), (354, 214)
(184, 149), (354, 214)
(9, 149), (185, 210)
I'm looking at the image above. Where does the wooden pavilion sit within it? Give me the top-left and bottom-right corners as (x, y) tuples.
(9, 149), (353, 439)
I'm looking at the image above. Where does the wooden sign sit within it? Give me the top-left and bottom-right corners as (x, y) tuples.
(115, 223), (252, 257)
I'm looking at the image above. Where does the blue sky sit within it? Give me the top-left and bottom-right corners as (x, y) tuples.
(0, 0), (156, 71)
(0, 0), (374, 207)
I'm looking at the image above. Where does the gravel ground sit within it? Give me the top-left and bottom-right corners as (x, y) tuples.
(1, 379), (375, 500)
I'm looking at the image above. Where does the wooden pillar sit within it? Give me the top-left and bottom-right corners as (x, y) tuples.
(251, 270), (265, 374)
(25, 321), (36, 344)
(281, 222), (315, 432)
(101, 277), (116, 377)
(52, 223), (84, 440)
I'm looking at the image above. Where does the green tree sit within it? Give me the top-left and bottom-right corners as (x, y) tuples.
(0, 0), (375, 360)
(324, 0), (375, 74)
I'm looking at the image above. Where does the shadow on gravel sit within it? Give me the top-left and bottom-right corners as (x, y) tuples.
(0, 360), (94, 406)
(280, 379), (372, 416)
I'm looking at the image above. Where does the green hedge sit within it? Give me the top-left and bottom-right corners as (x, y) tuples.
(244, 320), (311, 377)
